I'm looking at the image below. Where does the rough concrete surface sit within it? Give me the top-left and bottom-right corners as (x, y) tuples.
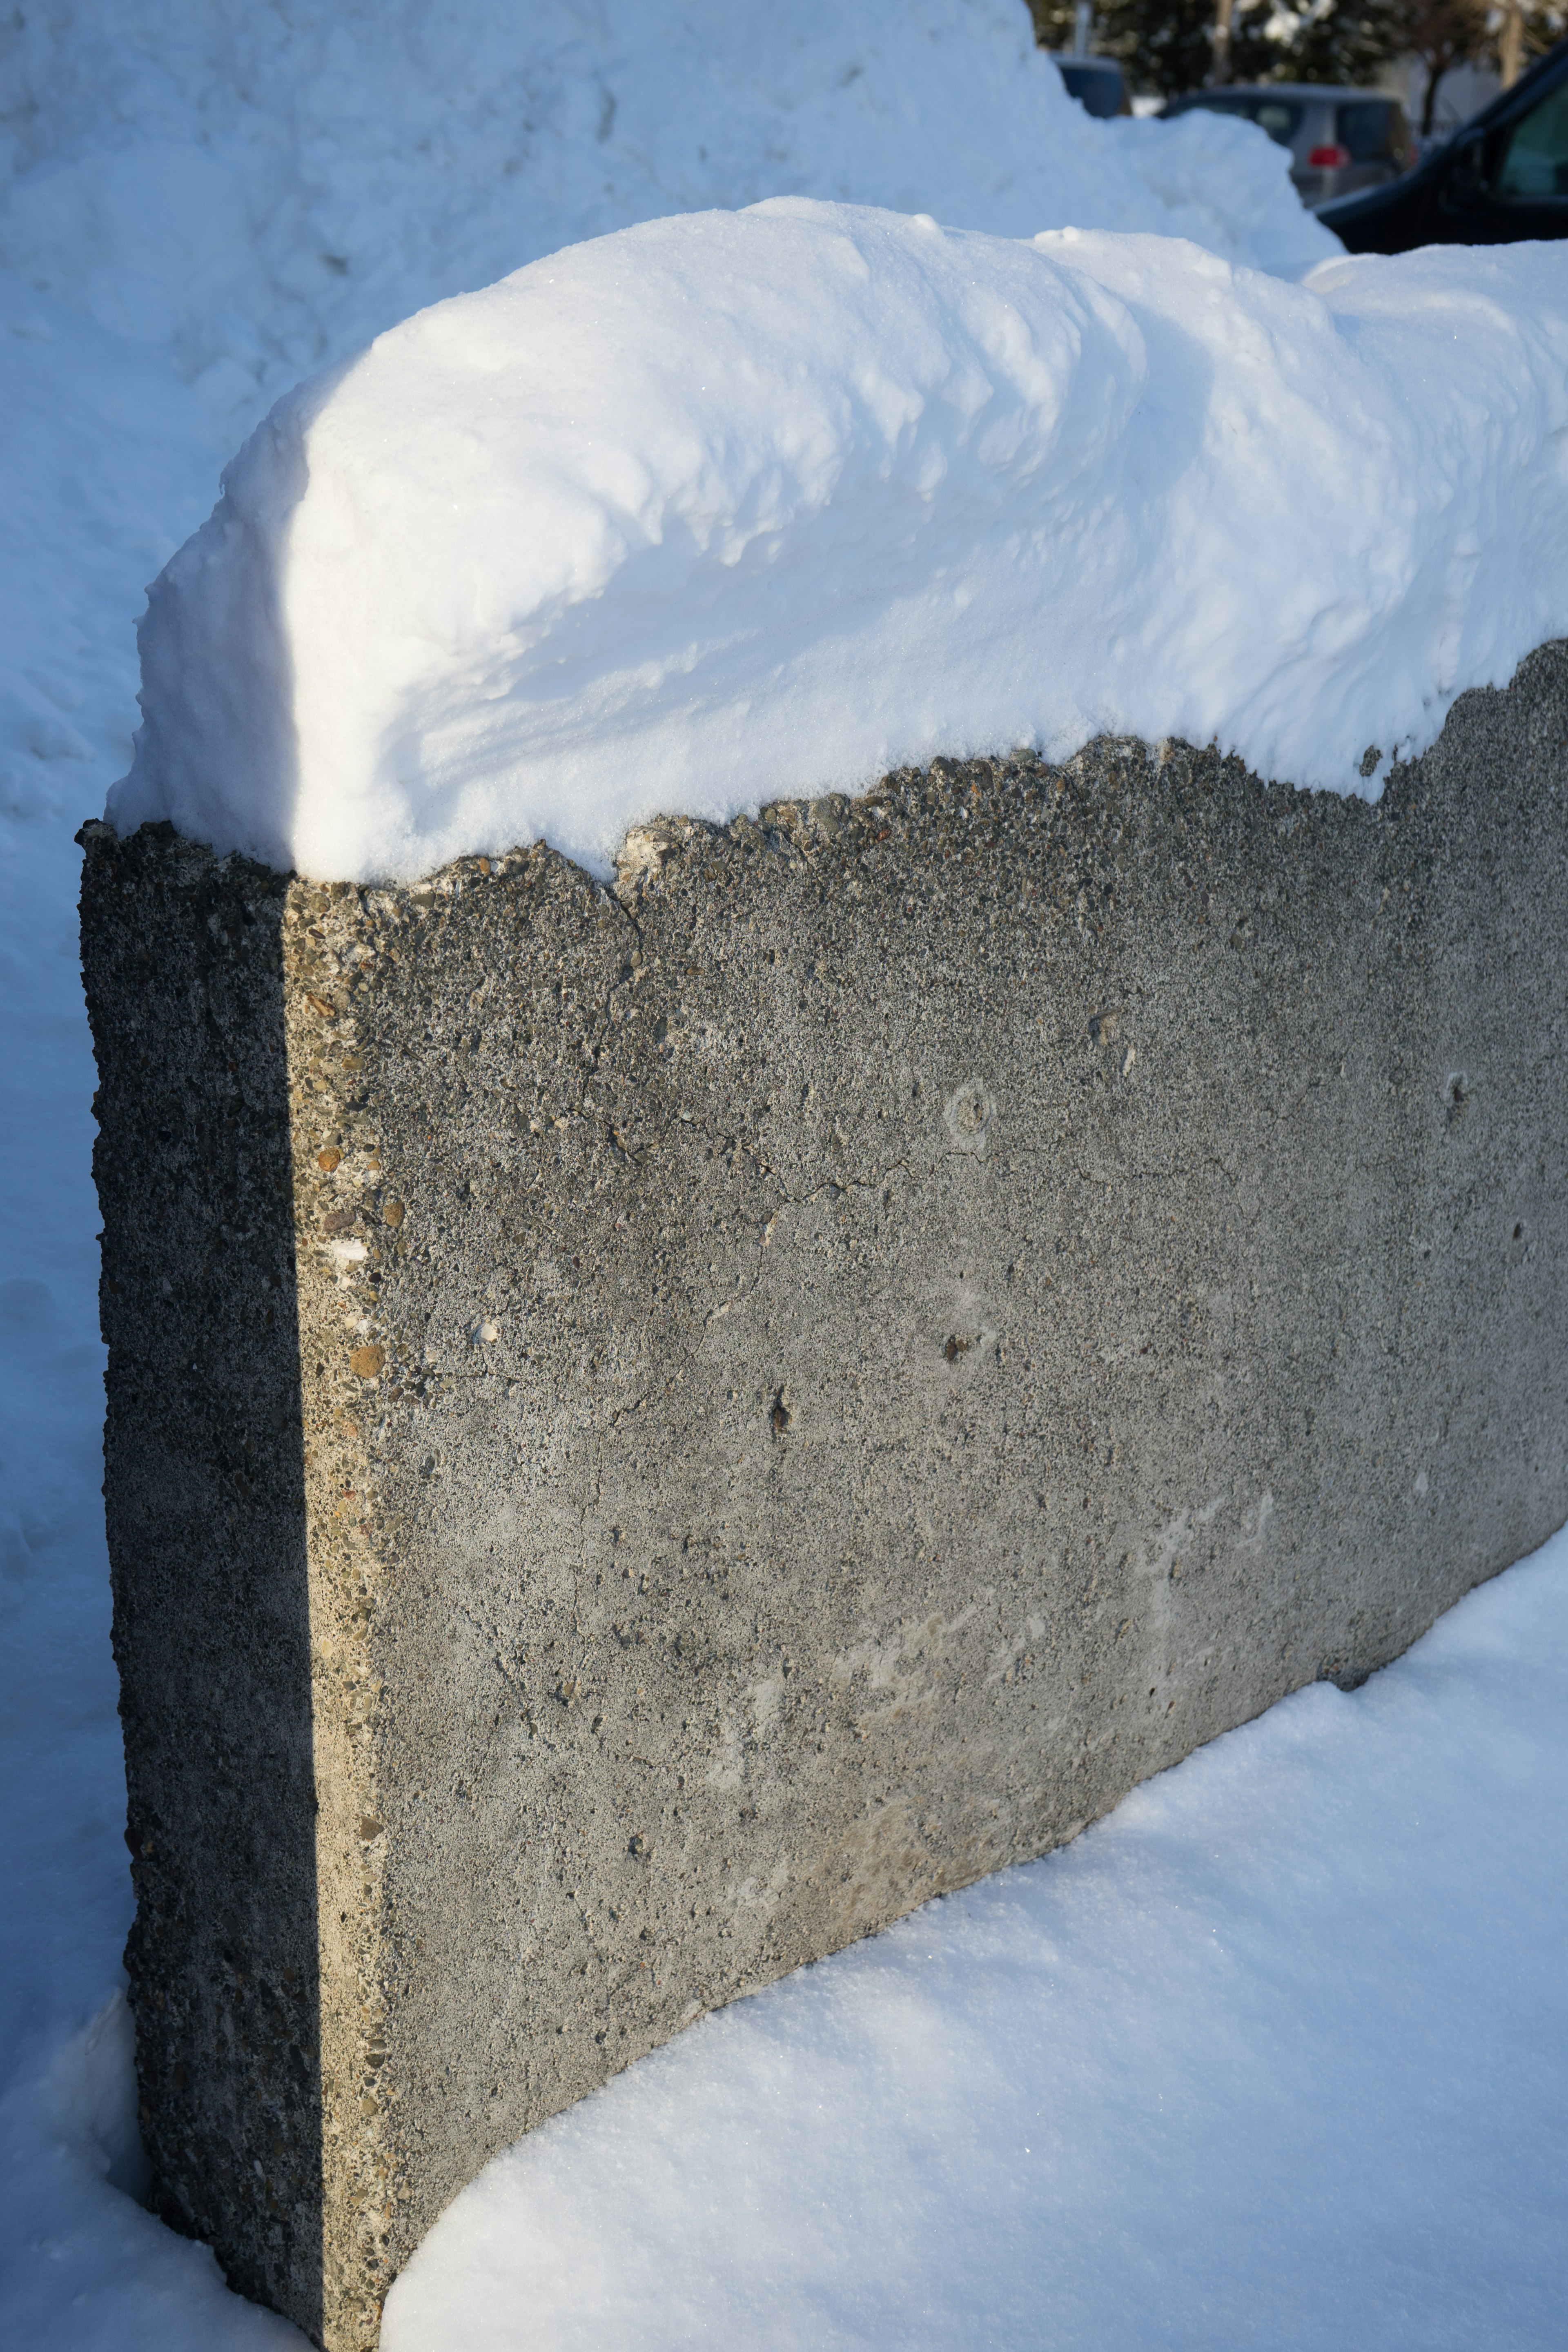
(81, 640), (1568, 2347)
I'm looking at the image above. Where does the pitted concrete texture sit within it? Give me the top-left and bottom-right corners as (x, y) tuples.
(82, 640), (1568, 2348)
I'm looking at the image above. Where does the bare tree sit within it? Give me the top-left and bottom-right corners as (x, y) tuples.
(1209, 0), (1236, 82)
(1028, 0), (1407, 101)
(1499, 0), (1526, 83)
(1028, 0), (1561, 107)
(1394, 0), (1490, 135)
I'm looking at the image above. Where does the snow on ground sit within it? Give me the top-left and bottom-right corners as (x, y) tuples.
(0, 265), (223, 2073)
(0, 0), (1331, 447)
(0, 1), (1564, 2344)
(113, 206), (1568, 883)
(0, 265), (293, 2347)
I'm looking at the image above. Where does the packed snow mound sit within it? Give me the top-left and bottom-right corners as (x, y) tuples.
(0, 0), (1332, 433)
(109, 203), (1568, 884)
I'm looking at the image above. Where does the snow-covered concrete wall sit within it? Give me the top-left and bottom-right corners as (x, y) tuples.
(81, 640), (1568, 2348)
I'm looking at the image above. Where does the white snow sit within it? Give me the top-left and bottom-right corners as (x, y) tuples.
(1, 1), (1566, 2344)
(111, 207), (1568, 882)
(0, 265), (289, 2347)
(0, 0), (1332, 443)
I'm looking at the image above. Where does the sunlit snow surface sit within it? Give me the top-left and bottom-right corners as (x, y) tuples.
(111, 211), (1568, 882)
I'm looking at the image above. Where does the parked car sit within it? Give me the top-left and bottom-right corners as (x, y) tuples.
(1049, 53), (1132, 118)
(1320, 33), (1568, 249)
(1159, 85), (1414, 209)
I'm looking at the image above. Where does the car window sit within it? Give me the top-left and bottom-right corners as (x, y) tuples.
(1494, 78), (1568, 200)
(1175, 94), (1303, 147)
(1057, 62), (1123, 119)
(1058, 62), (1124, 120)
(1250, 100), (1303, 147)
(1336, 98), (1403, 162)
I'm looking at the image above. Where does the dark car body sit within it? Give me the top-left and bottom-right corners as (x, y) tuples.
(1319, 35), (1568, 250)
(1049, 54), (1132, 118)
(1160, 84), (1413, 209)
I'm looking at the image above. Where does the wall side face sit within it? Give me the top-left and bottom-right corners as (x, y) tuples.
(324, 646), (1568, 2294)
(79, 824), (323, 2337)
(84, 642), (1568, 2348)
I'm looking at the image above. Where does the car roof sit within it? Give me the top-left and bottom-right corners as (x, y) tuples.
(1047, 51), (1122, 67)
(1169, 83), (1397, 101)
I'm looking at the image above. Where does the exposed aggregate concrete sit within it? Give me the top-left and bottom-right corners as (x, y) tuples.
(80, 639), (1568, 2346)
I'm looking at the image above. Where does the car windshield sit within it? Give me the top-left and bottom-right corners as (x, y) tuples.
(1337, 98), (1403, 160)
(1176, 93), (1303, 148)
(1495, 77), (1568, 199)
(1058, 62), (1123, 119)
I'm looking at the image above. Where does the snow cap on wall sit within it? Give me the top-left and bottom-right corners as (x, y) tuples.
(108, 201), (1568, 882)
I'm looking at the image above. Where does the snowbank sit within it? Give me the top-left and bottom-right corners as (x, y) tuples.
(110, 203), (1568, 884)
(0, 0), (1331, 434)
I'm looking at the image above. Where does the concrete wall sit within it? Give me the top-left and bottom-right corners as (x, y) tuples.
(81, 640), (1568, 2348)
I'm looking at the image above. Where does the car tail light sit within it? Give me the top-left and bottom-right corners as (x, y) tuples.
(1308, 143), (1352, 168)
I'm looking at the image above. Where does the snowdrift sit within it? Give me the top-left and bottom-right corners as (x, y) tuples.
(0, 0), (1333, 437)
